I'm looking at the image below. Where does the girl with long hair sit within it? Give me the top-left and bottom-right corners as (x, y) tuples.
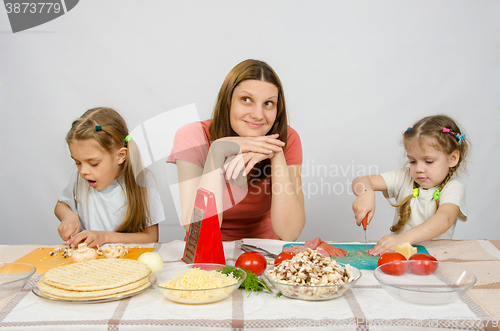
(352, 115), (468, 255)
(56, 107), (165, 247)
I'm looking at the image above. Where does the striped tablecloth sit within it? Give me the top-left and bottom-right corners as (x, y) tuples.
(0, 239), (499, 330)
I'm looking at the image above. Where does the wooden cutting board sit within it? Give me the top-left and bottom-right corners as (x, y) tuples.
(282, 243), (430, 270)
(15, 247), (155, 274)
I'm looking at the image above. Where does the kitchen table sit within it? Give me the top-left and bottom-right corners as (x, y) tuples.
(0, 239), (499, 330)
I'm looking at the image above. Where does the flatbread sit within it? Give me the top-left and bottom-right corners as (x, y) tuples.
(37, 276), (149, 299)
(38, 280), (151, 301)
(42, 258), (150, 291)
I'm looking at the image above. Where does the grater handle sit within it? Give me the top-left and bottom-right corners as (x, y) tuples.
(194, 188), (215, 213)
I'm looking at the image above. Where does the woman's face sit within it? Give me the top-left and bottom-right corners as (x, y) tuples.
(229, 79), (278, 137)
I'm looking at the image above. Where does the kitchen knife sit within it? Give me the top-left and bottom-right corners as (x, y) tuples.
(362, 215), (368, 252)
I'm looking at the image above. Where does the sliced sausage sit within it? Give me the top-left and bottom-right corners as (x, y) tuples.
(318, 241), (337, 256)
(284, 245), (306, 254)
(338, 248), (348, 257)
(316, 246), (330, 257)
(304, 237), (321, 249)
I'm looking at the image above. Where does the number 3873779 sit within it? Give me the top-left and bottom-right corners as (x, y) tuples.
(5, 2), (62, 14)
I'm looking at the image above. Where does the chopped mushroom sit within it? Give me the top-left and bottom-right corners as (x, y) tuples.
(266, 248), (355, 300)
(71, 243), (98, 262)
(101, 245), (130, 259)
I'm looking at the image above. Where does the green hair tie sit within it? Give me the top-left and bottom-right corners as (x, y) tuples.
(95, 125), (102, 131)
(125, 135), (132, 142)
(433, 189), (440, 200)
(412, 187), (419, 197)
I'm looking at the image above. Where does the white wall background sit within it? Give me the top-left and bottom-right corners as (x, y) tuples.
(1, 0), (499, 245)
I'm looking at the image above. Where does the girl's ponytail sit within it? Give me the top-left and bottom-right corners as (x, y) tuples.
(389, 181), (416, 233)
(115, 136), (151, 233)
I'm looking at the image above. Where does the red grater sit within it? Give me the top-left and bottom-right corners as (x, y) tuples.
(181, 188), (226, 264)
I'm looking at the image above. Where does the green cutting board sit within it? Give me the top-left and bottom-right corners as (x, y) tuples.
(282, 243), (430, 270)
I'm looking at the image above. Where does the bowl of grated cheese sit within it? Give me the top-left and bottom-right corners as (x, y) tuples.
(149, 263), (246, 304)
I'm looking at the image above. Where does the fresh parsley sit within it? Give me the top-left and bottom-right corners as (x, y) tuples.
(218, 266), (272, 296)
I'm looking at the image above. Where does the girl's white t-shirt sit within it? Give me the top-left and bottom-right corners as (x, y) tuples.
(59, 169), (165, 231)
(380, 168), (467, 239)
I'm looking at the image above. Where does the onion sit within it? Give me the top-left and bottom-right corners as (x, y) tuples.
(138, 252), (164, 272)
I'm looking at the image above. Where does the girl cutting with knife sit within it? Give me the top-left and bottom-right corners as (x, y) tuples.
(352, 115), (469, 255)
(55, 107), (165, 247)
(167, 59), (306, 241)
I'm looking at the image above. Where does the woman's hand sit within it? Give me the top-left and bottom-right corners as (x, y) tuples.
(221, 151), (275, 180)
(66, 230), (107, 248)
(58, 215), (81, 242)
(220, 134), (284, 155)
(352, 189), (376, 226)
(213, 134), (283, 181)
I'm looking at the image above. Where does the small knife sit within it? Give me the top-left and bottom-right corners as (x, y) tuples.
(362, 215), (368, 252)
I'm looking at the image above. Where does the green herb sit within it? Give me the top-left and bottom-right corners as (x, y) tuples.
(218, 266), (272, 296)
(218, 266), (245, 279)
(276, 291), (282, 298)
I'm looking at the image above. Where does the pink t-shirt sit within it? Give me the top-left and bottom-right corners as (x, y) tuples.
(167, 120), (303, 241)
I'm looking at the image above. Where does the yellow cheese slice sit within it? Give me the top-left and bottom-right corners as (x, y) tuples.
(395, 242), (417, 259)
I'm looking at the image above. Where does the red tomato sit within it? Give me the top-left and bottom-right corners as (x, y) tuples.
(377, 252), (408, 276)
(274, 252), (295, 267)
(235, 252), (267, 275)
(409, 253), (438, 275)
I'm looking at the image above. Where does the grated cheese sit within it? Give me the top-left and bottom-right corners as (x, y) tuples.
(158, 268), (238, 303)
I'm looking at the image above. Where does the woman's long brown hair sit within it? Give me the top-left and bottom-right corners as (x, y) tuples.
(390, 114), (468, 233)
(209, 59), (288, 181)
(66, 107), (151, 233)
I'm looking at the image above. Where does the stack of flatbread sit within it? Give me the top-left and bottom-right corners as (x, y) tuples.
(38, 259), (151, 301)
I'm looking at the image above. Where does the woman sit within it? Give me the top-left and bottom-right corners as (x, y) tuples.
(167, 59), (305, 241)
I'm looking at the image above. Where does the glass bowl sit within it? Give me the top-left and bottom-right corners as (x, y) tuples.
(149, 263), (246, 304)
(374, 260), (476, 305)
(264, 265), (362, 301)
(0, 262), (36, 298)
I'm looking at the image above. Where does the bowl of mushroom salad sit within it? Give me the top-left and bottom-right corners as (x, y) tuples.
(265, 248), (361, 300)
